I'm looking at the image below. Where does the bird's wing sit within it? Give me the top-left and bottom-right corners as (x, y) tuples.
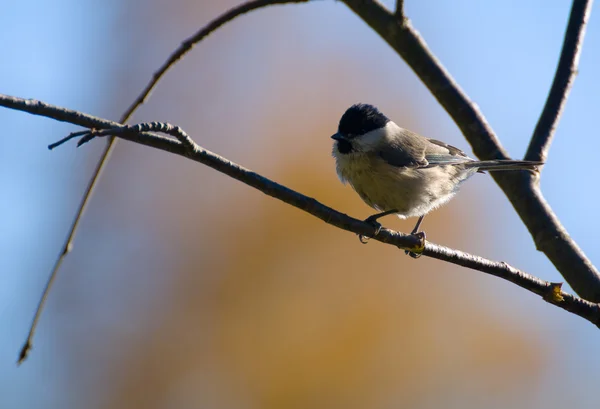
(377, 128), (473, 169)
(378, 144), (428, 168)
(423, 138), (474, 166)
(377, 127), (429, 168)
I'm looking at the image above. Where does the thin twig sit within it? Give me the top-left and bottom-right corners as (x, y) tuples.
(525, 0), (593, 163)
(16, 0), (311, 365)
(48, 130), (92, 149)
(120, 0), (311, 122)
(341, 0), (600, 301)
(17, 137), (116, 365)
(2, 98), (599, 326)
(395, 0), (405, 20)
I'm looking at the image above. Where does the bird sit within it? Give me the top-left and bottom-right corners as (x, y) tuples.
(331, 103), (542, 251)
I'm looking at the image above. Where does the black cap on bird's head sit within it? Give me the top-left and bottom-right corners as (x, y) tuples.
(337, 103), (390, 138)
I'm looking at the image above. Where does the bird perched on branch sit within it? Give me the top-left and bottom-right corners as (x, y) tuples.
(331, 103), (542, 252)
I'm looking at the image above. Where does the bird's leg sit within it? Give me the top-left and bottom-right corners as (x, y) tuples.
(410, 215), (424, 235)
(406, 215), (426, 258)
(358, 209), (398, 244)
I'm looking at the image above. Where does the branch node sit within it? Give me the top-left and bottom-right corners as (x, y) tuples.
(405, 232), (426, 258)
(544, 282), (565, 303)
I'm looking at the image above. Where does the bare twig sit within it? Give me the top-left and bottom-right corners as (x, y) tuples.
(17, 137), (117, 365)
(120, 0), (311, 122)
(16, 0), (311, 364)
(395, 0), (405, 20)
(341, 0), (600, 301)
(2, 96), (599, 326)
(48, 129), (91, 149)
(526, 0), (593, 163)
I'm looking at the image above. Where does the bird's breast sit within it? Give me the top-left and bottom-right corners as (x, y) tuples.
(335, 153), (471, 218)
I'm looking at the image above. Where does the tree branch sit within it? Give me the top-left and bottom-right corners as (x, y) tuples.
(2, 94), (600, 328)
(525, 0), (592, 163)
(120, 0), (311, 122)
(13, 0), (311, 365)
(341, 0), (600, 301)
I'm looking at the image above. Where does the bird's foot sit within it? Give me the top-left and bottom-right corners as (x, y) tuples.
(358, 215), (383, 244)
(405, 231), (426, 258)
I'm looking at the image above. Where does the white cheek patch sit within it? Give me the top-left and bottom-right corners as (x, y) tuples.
(351, 122), (397, 152)
(351, 129), (383, 152)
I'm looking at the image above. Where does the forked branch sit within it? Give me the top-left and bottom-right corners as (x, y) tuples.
(341, 0), (600, 301)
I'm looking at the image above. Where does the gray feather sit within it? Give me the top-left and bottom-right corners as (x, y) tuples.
(379, 130), (473, 169)
(378, 128), (429, 168)
(461, 160), (543, 172)
(376, 127), (542, 172)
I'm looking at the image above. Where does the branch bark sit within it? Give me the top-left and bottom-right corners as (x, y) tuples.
(526, 0), (593, 163)
(2, 93), (600, 328)
(341, 0), (600, 301)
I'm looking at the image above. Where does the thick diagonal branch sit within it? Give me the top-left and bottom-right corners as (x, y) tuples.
(341, 0), (600, 301)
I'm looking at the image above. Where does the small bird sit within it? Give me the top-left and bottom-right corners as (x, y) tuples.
(331, 103), (542, 249)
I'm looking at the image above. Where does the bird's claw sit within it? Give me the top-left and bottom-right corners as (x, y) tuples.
(405, 231), (426, 258)
(358, 217), (383, 244)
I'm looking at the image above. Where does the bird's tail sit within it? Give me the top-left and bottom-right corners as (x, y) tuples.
(463, 160), (543, 172)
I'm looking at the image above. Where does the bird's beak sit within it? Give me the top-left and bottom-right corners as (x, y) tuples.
(331, 133), (345, 141)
